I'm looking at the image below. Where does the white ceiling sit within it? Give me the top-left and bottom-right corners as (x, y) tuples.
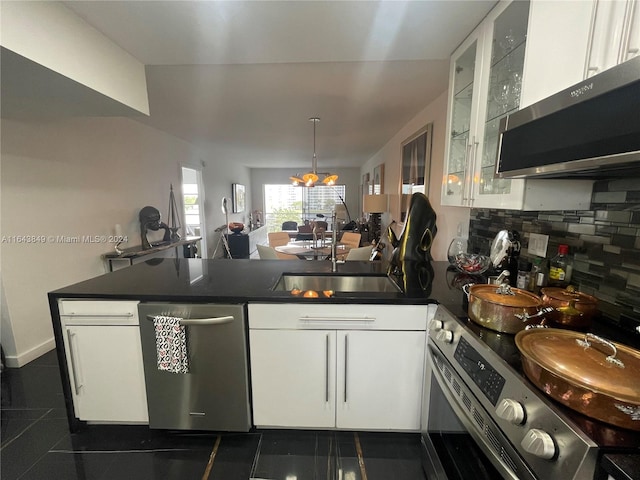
(11, 1), (498, 169)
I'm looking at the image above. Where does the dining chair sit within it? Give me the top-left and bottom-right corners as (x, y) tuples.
(268, 232), (298, 260)
(345, 245), (373, 261)
(281, 221), (298, 231)
(296, 223), (313, 241)
(313, 220), (329, 231)
(256, 244), (280, 260)
(340, 232), (361, 249)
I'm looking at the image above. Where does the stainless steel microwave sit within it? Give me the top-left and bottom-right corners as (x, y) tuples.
(496, 56), (640, 179)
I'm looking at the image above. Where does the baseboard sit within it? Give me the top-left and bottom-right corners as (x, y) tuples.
(4, 337), (56, 368)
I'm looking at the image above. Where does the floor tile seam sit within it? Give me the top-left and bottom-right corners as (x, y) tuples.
(248, 432), (263, 477)
(0, 408), (52, 451)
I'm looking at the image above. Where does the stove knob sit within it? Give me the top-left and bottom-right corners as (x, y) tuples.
(429, 319), (444, 330)
(495, 399), (526, 425)
(435, 329), (454, 343)
(521, 429), (556, 460)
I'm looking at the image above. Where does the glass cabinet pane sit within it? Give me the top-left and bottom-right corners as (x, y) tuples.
(445, 41), (477, 198)
(479, 0), (529, 196)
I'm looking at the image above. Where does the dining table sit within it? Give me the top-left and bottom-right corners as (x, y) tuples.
(274, 240), (351, 260)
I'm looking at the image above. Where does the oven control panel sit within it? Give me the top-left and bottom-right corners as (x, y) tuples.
(454, 336), (505, 405)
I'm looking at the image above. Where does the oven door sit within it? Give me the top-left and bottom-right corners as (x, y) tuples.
(422, 343), (536, 480)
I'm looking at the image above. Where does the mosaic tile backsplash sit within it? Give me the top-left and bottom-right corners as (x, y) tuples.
(468, 178), (640, 329)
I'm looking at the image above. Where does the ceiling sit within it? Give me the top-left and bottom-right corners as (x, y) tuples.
(6, 1), (498, 169)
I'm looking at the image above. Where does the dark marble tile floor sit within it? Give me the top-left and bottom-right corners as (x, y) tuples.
(1, 350), (428, 479)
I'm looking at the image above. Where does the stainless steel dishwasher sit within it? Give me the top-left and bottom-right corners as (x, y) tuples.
(138, 303), (251, 431)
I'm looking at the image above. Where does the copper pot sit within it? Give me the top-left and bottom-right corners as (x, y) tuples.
(540, 287), (598, 328)
(463, 284), (547, 334)
(516, 328), (640, 431)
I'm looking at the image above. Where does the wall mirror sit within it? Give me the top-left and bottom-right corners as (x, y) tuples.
(400, 123), (433, 220)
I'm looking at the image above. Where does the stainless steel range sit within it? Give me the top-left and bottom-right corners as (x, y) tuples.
(422, 304), (640, 480)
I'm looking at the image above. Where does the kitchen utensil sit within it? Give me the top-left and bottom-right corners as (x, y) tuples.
(463, 283), (546, 334)
(540, 286), (598, 329)
(489, 230), (521, 285)
(515, 328), (640, 431)
(487, 270), (510, 285)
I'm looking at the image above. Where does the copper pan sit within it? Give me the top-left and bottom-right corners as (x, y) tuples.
(515, 328), (640, 431)
(540, 287), (598, 329)
(463, 284), (548, 334)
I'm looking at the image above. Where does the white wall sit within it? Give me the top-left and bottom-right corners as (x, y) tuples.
(361, 90), (470, 261)
(0, 116), (250, 366)
(0, 1), (149, 115)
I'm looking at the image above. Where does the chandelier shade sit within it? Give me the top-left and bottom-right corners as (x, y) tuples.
(290, 117), (339, 187)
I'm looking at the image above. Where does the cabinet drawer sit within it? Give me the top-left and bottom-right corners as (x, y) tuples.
(58, 300), (140, 325)
(248, 303), (428, 330)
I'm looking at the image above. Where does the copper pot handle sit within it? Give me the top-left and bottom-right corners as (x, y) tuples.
(576, 333), (625, 368)
(462, 283), (474, 299)
(515, 307), (554, 321)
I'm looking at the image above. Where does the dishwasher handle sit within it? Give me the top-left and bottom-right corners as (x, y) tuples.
(146, 315), (234, 326)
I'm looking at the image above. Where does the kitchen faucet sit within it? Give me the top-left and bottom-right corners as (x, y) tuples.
(331, 211), (338, 272)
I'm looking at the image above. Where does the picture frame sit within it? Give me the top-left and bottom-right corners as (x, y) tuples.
(232, 183), (245, 213)
(373, 163), (385, 194)
(362, 172), (372, 195)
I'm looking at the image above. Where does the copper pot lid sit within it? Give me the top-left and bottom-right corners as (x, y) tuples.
(515, 328), (640, 403)
(469, 284), (542, 308)
(541, 286), (598, 306)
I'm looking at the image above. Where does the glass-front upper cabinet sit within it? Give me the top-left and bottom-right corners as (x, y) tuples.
(477, 0), (529, 201)
(442, 0), (531, 209)
(442, 38), (480, 205)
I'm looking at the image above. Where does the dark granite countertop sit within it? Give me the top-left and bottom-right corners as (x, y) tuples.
(50, 258), (464, 305)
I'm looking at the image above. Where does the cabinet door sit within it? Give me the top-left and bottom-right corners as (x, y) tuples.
(587, 0), (630, 77)
(64, 325), (148, 423)
(621, 0), (640, 64)
(470, 0), (530, 209)
(442, 33), (484, 207)
(521, 0), (593, 107)
(249, 329), (336, 428)
(335, 330), (426, 431)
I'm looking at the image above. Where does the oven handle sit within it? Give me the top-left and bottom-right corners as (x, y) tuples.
(146, 315), (234, 326)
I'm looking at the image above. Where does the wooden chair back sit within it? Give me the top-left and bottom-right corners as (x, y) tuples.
(341, 232), (361, 249)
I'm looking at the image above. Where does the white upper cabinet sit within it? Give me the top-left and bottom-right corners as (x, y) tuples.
(587, 0), (639, 76)
(522, 0), (640, 107)
(443, 0), (532, 209)
(442, 0), (593, 211)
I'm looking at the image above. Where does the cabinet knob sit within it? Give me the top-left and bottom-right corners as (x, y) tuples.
(435, 329), (454, 344)
(429, 319), (444, 330)
(521, 428), (556, 459)
(495, 398), (526, 425)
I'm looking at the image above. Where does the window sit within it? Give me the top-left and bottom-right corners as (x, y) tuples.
(263, 185), (346, 232)
(181, 167), (205, 241)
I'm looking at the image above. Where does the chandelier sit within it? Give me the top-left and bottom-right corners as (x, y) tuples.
(290, 117), (339, 187)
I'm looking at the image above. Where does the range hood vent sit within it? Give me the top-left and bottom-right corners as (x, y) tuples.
(496, 56), (640, 179)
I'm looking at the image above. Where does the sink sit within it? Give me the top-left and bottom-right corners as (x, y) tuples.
(272, 274), (401, 293)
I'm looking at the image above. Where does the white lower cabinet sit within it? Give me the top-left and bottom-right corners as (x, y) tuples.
(59, 300), (148, 423)
(248, 303), (430, 431)
(250, 329), (337, 428)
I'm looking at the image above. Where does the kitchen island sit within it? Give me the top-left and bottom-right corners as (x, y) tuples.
(48, 259), (457, 431)
(47, 259), (639, 480)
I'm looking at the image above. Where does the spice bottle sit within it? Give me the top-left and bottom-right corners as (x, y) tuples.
(516, 259), (532, 290)
(527, 257), (547, 295)
(548, 244), (570, 287)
